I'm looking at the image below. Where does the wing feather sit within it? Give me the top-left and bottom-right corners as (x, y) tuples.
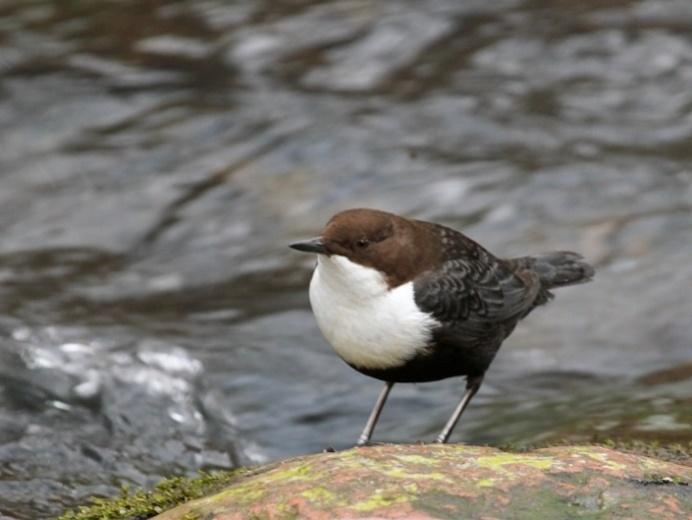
(413, 250), (539, 338)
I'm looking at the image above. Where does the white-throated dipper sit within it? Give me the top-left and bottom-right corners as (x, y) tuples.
(290, 208), (594, 445)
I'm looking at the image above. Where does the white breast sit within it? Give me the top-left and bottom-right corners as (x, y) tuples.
(308, 255), (439, 370)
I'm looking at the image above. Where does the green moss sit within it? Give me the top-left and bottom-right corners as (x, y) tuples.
(475, 453), (555, 470)
(212, 481), (266, 505)
(352, 489), (408, 512)
(498, 438), (692, 467)
(263, 463), (314, 482)
(300, 486), (339, 504)
(57, 469), (248, 520)
(597, 438), (692, 466)
(381, 465), (450, 481)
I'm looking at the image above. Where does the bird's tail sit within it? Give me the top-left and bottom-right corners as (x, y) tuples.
(508, 251), (594, 289)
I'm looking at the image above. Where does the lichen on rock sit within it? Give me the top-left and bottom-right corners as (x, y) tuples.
(142, 444), (691, 520)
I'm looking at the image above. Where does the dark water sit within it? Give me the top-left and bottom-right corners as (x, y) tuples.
(1, 0), (691, 517)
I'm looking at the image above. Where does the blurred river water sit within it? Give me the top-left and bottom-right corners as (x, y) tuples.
(0, 0), (691, 517)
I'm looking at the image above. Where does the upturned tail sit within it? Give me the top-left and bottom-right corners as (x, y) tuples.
(508, 251), (595, 290)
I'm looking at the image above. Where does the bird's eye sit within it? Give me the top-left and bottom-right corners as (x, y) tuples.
(356, 238), (369, 248)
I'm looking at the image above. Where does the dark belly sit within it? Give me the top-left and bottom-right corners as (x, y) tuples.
(349, 337), (502, 383)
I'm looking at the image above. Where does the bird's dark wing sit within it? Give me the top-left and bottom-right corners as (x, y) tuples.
(413, 254), (539, 336)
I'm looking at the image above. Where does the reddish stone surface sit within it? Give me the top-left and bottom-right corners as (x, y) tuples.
(154, 444), (692, 519)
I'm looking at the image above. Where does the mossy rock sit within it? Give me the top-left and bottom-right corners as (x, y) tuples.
(139, 444), (691, 520)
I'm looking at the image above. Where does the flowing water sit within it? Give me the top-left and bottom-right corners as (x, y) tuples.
(0, 0), (691, 517)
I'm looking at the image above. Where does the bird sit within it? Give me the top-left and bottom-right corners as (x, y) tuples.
(290, 208), (594, 445)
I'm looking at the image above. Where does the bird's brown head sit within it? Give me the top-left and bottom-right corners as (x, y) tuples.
(290, 208), (439, 287)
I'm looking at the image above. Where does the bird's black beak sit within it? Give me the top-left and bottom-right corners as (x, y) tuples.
(289, 237), (327, 254)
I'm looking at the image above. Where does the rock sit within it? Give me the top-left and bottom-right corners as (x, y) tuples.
(154, 444), (691, 519)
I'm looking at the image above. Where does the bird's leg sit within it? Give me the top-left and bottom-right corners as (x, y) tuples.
(436, 375), (483, 444)
(356, 381), (394, 446)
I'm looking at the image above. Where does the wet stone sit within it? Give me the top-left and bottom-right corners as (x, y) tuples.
(152, 444), (692, 520)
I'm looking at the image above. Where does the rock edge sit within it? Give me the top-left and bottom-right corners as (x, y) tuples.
(154, 444), (692, 519)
